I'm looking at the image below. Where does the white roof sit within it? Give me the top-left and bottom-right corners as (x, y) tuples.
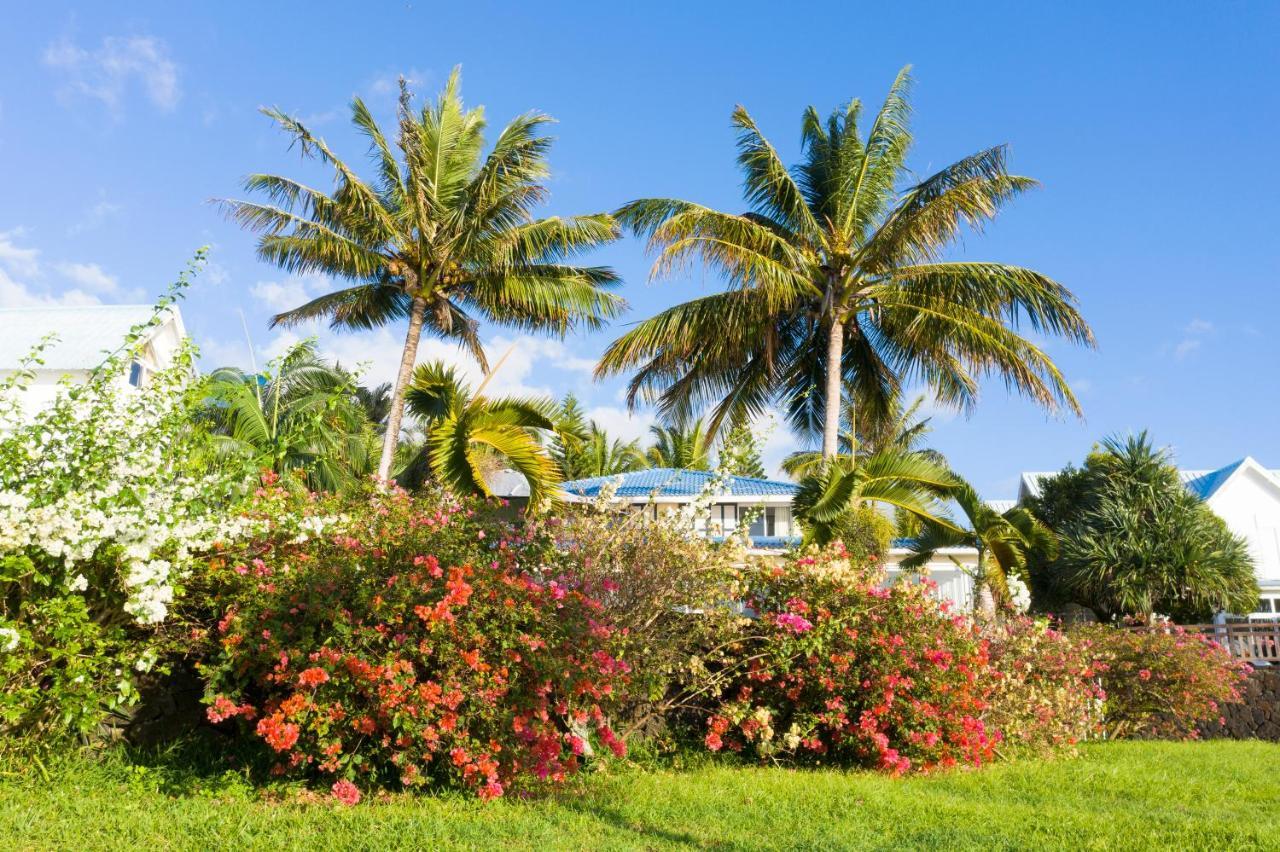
(0, 305), (177, 371)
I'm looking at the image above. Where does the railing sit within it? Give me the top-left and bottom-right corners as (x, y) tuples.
(1126, 622), (1280, 664)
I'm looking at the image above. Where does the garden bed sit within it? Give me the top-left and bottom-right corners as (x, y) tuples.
(2, 741), (1276, 849)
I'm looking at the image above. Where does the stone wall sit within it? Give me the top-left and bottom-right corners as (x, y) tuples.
(1197, 665), (1280, 741)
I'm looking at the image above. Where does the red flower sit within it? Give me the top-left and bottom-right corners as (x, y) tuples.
(331, 779), (361, 806)
(299, 667), (331, 688)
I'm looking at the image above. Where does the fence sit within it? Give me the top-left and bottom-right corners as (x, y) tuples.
(1125, 622), (1280, 664)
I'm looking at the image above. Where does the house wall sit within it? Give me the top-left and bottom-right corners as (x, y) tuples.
(1206, 466), (1280, 592)
(0, 368), (96, 417)
(0, 315), (186, 421)
(883, 549), (978, 612)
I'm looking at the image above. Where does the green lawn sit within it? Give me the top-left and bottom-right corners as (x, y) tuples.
(2, 741), (1276, 850)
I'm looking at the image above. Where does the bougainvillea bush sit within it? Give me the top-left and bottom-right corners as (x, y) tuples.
(1074, 624), (1250, 739)
(705, 544), (1000, 774)
(190, 482), (630, 801)
(0, 257), (255, 743)
(982, 617), (1104, 756)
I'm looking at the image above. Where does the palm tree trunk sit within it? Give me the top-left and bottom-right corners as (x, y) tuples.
(377, 295), (428, 482)
(821, 315), (844, 459)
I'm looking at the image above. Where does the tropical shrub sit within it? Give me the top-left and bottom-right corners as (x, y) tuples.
(1074, 624), (1250, 740)
(705, 544), (999, 774)
(1026, 433), (1258, 620)
(202, 341), (377, 495)
(191, 483), (629, 800)
(982, 617), (1103, 755)
(0, 262), (250, 743)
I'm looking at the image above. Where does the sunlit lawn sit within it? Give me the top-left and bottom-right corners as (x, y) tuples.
(2, 740), (1277, 850)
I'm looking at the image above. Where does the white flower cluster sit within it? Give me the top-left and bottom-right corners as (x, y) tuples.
(1007, 574), (1032, 614)
(0, 334), (251, 625)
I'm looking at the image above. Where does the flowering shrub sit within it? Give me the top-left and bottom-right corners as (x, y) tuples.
(191, 483), (629, 800)
(1073, 624), (1250, 739)
(705, 544), (999, 774)
(0, 256), (251, 742)
(982, 617), (1104, 755)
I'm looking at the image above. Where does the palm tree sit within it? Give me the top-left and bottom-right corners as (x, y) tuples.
(597, 66), (1093, 459)
(645, 418), (714, 470)
(791, 449), (958, 546)
(581, 423), (647, 477)
(204, 342), (376, 493)
(900, 475), (1055, 617)
(353, 381), (393, 432)
(401, 360), (561, 508)
(219, 68), (624, 482)
(782, 390), (940, 479)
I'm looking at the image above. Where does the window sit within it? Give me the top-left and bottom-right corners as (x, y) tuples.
(748, 507), (776, 538)
(128, 361), (144, 387)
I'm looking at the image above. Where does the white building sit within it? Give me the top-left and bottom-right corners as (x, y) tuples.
(560, 468), (980, 610)
(0, 304), (187, 415)
(1019, 457), (1280, 617)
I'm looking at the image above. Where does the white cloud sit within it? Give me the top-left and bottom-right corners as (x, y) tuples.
(585, 406), (656, 445)
(1186, 318), (1214, 335)
(250, 275), (326, 313)
(44, 35), (180, 112)
(0, 267), (99, 309)
(1070, 378), (1094, 395)
(55, 262), (118, 294)
(203, 260), (229, 287)
(1174, 339), (1201, 359)
(0, 230), (41, 278)
(68, 199), (123, 235)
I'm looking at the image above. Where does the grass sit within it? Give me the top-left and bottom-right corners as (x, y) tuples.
(2, 740), (1277, 850)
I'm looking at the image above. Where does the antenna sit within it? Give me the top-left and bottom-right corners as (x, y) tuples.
(238, 308), (262, 406)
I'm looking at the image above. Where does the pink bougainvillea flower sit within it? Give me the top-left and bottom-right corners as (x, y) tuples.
(331, 779), (361, 805)
(775, 612), (814, 634)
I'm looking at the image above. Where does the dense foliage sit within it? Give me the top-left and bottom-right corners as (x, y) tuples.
(191, 482), (629, 800)
(203, 341), (377, 494)
(399, 361), (560, 508)
(1026, 433), (1258, 620)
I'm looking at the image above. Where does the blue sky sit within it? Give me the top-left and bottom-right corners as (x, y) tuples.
(2, 2), (1278, 495)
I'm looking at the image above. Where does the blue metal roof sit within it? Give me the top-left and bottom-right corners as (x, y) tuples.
(561, 467), (799, 499)
(1182, 459), (1246, 501)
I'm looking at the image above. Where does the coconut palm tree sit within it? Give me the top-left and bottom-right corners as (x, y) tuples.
(204, 342), (376, 493)
(597, 66), (1093, 460)
(791, 449), (958, 546)
(900, 475), (1055, 617)
(401, 360), (560, 509)
(645, 418), (714, 470)
(219, 68), (624, 482)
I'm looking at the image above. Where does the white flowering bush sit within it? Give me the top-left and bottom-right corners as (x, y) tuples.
(0, 256), (253, 742)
